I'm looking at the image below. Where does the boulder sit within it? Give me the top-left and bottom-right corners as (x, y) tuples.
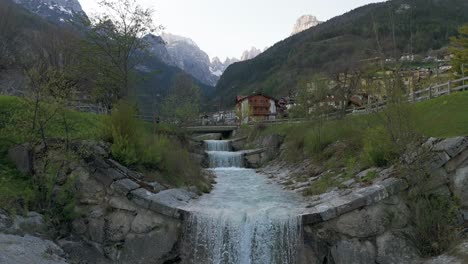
(8, 144), (33, 174)
(245, 153), (262, 168)
(256, 135), (284, 161)
(73, 167), (105, 205)
(105, 211), (134, 242)
(331, 239), (376, 264)
(434, 137), (468, 158)
(120, 223), (180, 264)
(131, 210), (165, 234)
(376, 232), (421, 264)
(0, 234), (68, 264)
(87, 218), (105, 244)
(452, 166), (468, 208)
(330, 203), (389, 238)
(110, 179), (140, 196)
(12, 211), (47, 235)
(58, 239), (111, 264)
(108, 196), (138, 212)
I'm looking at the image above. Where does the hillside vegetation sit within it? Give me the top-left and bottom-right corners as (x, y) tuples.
(243, 90), (468, 169)
(0, 96), (209, 213)
(215, 0), (468, 105)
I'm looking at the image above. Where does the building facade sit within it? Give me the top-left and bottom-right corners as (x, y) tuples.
(236, 94), (278, 123)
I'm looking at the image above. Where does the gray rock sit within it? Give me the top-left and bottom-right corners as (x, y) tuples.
(0, 210), (13, 233)
(131, 210), (164, 234)
(245, 153), (262, 169)
(428, 152), (451, 171)
(434, 137), (468, 158)
(424, 255), (463, 264)
(92, 168), (126, 187)
(147, 182), (166, 193)
(445, 148), (468, 173)
(130, 188), (153, 209)
(110, 179), (140, 195)
(120, 223), (180, 264)
(8, 144), (33, 174)
(58, 239), (111, 264)
(12, 212), (47, 235)
(331, 196), (409, 238)
(74, 167), (105, 205)
(105, 211), (134, 242)
(71, 218), (87, 235)
(108, 196), (138, 212)
(87, 218), (105, 243)
(331, 239), (376, 264)
(376, 232), (421, 264)
(0, 234), (68, 264)
(452, 166), (468, 208)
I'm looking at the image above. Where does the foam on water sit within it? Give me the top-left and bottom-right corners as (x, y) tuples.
(182, 140), (304, 264)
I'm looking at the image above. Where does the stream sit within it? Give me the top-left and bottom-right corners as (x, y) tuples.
(181, 140), (304, 264)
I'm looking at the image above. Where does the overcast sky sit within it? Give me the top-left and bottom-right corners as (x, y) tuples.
(79, 0), (386, 61)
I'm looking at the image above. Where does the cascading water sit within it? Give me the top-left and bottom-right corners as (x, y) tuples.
(182, 140), (304, 264)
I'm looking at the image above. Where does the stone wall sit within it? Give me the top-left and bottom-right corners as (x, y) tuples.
(298, 137), (468, 264)
(13, 140), (200, 264)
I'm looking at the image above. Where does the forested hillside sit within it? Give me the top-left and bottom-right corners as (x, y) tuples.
(0, 0), (213, 115)
(215, 0), (468, 106)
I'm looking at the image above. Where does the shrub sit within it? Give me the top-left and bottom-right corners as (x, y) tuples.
(139, 135), (168, 169)
(363, 126), (396, 167)
(111, 128), (138, 166)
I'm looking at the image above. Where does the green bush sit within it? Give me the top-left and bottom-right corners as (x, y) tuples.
(363, 126), (396, 167)
(139, 135), (168, 169)
(111, 127), (138, 166)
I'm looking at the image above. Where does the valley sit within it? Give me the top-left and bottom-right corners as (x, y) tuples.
(0, 0), (468, 263)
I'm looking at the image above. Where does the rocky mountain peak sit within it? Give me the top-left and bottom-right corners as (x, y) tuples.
(241, 47), (262, 61)
(291, 15), (321, 35)
(13, 0), (85, 23)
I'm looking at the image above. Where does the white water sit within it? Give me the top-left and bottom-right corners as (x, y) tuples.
(182, 140), (304, 264)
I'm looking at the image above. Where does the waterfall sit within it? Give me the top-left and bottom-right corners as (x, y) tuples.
(207, 151), (244, 168)
(182, 211), (302, 264)
(205, 140), (232, 151)
(182, 139), (303, 264)
(205, 140), (243, 168)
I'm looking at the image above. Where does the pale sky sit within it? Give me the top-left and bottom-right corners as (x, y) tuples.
(79, 0), (387, 61)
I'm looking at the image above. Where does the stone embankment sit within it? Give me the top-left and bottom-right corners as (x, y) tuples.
(250, 135), (468, 264)
(5, 140), (202, 264)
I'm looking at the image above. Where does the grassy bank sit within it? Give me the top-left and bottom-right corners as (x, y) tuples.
(0, 96), (103, 212)
(241, 90), (468, 195)
(0, 96), (209, 214)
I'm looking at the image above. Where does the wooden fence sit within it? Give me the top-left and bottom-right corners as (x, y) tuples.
(411, 76), (468, 102)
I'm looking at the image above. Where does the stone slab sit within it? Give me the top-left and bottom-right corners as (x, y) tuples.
(110, 179), (140, 195)
(434, 137), (468, 158)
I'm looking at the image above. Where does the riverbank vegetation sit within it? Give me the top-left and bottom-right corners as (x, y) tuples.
(242, 89), (468, 184)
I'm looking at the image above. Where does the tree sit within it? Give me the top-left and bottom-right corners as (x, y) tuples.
(82, 0), (161, 108)
(161, 74), (201, 125)
(450, 24), (468, 76)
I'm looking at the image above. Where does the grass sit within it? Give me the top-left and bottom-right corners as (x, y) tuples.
(242, 90), (468, 196)
(0, 95), (103, 213)
(413, 90), (468, 137)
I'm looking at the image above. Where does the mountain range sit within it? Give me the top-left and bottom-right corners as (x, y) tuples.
(214, 0), (468, 106)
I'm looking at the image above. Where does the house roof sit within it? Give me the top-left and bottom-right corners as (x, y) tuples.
(235, 93), (278, 103)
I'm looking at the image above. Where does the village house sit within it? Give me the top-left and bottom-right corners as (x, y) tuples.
(236, 94), (278, 123)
